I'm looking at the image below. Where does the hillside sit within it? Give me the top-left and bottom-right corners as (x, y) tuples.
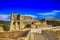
(0, 31), (29, 40)
(0, 21), (10, 25)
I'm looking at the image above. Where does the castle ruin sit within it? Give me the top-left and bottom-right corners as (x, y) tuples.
(10, 14), (54, 31)
(10, 14), (34, 31)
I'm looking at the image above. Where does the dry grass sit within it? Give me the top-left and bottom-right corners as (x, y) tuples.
(0, 31), (29, 40)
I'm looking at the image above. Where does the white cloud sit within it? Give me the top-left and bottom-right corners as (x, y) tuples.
(38, 10), (60, 19)
(22, 14), (37, 18)
(0, 14), (37, 21)
(0, 14), (10, 21)
(53, 10), (60, 12)
(38, 13), (56, 15)
(38, 12), (56, 16)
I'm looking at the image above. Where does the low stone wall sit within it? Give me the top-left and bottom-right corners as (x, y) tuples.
(41, 30), (59, 40)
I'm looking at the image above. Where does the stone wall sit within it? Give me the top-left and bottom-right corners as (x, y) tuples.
(10, 14), (34, 31)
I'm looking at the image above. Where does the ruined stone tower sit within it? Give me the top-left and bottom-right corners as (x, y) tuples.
(10, 14), (20, 31)
(10, 14), (34, 31)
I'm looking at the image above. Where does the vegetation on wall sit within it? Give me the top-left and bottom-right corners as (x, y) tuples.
(25, 24), (31, 28)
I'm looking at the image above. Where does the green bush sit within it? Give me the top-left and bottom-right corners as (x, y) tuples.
(2, 24), (10, 31)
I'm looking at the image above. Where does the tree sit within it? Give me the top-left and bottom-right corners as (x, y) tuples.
(2, 24), (10, 31)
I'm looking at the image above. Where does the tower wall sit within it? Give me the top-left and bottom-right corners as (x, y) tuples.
(10, 14), (20, 31)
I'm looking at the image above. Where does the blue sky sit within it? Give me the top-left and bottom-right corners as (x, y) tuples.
(0, 0), (60, 21)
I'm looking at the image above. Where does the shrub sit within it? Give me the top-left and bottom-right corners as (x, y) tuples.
(2, 24), (10, 31)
